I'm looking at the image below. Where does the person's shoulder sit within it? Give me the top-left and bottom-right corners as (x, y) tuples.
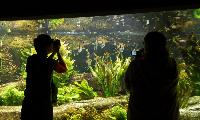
(167, 57), (177, 68)
(130, 56), (145, 67)
(168, 57), (176, 64)
(28, 54), (37, 59)
(27, 54), (39, 61)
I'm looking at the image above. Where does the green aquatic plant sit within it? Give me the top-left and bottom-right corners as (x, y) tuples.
(188, 66), (200, 96)
(177, 62), (192, 108)
(54, 104), (127, 120)
(100, 105), (127, 120)
(6, 37), (35, 80)
(0, 51), (18, 83)
(0, 79), (96, 105)
(74, 79), (97, 100)
(169, 34), (200, 107)
(0, 84), (24, 105)
(57, 85), (80, 105)
(54, 106), (101, 120)
(193, 8), (200, 19)
(89, 52), (131, 97)
(49, 18), (65, 30)
(57, 80), (97, 105)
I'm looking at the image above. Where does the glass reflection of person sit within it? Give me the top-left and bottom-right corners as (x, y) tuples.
(124, 31), (179, 120)
(21, 34), (67, 120)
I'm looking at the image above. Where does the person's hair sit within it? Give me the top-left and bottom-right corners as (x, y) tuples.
(144, 31), (168, 58)
(34, 34), (53, 53)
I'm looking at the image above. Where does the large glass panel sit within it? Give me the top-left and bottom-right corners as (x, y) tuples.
(0, 8), (200, 120)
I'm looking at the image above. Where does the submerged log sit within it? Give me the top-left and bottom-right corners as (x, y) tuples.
(0, 96), (128, 120)
(0, 96), (200, 120)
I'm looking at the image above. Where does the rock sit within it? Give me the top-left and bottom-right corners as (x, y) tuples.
(1, 95), (200, 120)
(180, 96), (200, 120)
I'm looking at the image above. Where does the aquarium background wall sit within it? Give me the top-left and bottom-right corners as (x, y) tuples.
(0, 8), (200, 120)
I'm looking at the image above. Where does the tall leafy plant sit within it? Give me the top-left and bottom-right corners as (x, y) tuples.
(170, 31), (200, 92)
(177, 62), (192, 108)
(0, 84), (24, 105)
(88, 52), (131, 97)
(74, 79), (97, 100)
(57, 84), (80, 105)
(188, 66), (200, 96)
(57, 80), (97, 105)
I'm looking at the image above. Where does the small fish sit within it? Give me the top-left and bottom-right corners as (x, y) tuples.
(78, 46), (82, 53)
(146, 20), (149, 25)
(114, 41), (117, 46)
(179, 39), (187, 43)
(119, 47), (124, 52)
(94, 45), (97, 51)
(100, 43), (105, 48)
(117, 43), (125, 52)
(7, 29), (11, 33)
(39, 24), (42, 28)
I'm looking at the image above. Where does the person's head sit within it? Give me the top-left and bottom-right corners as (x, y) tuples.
(34, 34), (54, 55)
(144, 31), (168, 57)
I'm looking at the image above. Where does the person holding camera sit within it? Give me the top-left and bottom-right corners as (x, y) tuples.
(124, 31), (179, 120)
(21, 34), (67, 120)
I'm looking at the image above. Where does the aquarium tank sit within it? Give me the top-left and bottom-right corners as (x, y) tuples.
(0, 8), (200, 120)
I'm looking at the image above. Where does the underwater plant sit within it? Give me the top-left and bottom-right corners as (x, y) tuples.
(57, 84), (81, 105)
(88, 52), (131, 97)
(193, 8), (200, 19)
(0, 84), (24, 105)
(74, 79), (97, 100)
(57, 79), (97, 105)
(188, 66), (200, 96)
(107, 105), (127, 120)
(177, 62), (192, 108)
(49, 18), (65, 30)
(54, 104), (127, 120)
(170, 33), (200, 98)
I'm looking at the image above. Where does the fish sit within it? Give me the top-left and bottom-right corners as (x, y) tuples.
(78, 45), (83, 53)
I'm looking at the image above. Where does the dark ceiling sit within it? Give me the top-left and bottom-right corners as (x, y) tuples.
(1, 1), (200, 20)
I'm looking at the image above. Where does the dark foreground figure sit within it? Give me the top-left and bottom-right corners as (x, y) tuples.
(124, 31), (179, 120)
(21, 34), (67, 120)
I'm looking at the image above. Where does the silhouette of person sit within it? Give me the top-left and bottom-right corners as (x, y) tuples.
(21, 34), (67, 120)
(124, 31), (179, 120)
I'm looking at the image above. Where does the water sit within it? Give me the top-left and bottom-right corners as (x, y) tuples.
(0, 8), (200, 120)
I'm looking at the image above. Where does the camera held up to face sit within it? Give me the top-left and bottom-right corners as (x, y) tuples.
(52, 39), (61, 52)
(132, 48), (144, 58)
(53, 39), (61, 47)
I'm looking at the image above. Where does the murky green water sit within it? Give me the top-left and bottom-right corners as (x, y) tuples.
(0, 8), (200, 119)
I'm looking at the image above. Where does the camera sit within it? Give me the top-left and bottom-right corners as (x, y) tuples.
(132, 48), (144, 58)
(53, 39), (61, 47)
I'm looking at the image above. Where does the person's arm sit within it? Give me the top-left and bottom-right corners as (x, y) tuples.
(54, 51), (67, 73)
(51, 40), (67, 73)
